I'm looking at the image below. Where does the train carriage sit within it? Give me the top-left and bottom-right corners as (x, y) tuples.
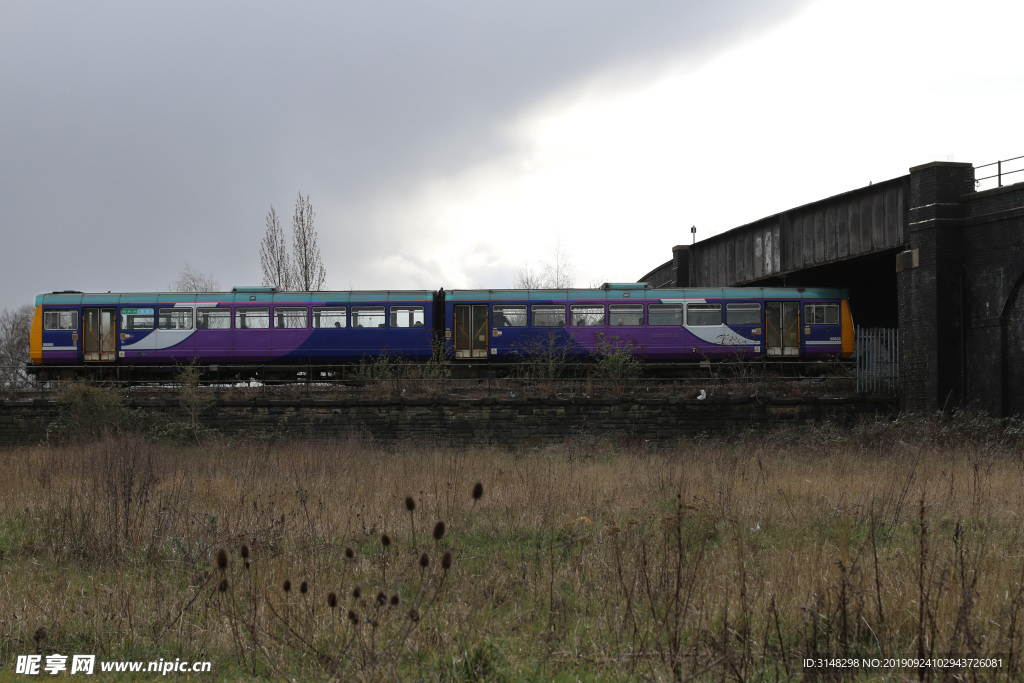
(29, 287), (437, 380)
(445, 284), (854, 362)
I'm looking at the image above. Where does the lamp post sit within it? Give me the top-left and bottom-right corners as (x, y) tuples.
(691, 225), (696, 244)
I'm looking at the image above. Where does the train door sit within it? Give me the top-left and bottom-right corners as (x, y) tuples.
(454, 304), (488, 359)
(765, 301), (800, 357)
(83, 307), (117, 362)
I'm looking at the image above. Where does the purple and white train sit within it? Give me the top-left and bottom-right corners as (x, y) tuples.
(28, 283), (854, 380)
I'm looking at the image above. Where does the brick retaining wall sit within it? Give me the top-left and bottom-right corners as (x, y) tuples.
(0, 395), (897, 447)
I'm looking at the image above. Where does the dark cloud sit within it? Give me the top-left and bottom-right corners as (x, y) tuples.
(0, 0), (808, 309)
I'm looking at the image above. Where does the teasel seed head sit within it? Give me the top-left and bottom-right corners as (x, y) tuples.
(408, 608), (420, 623)
(376, 591), (387, 607)
(405, 496), (416, 512)
(345, 547), (355, 559)
(216, 548), (228, 570)
(348, 610), (358, 625)
(300, 581), (308, 595)
(433, 521), (446, 541)
(327, 592), (338, 608)
(472, 482), (484, 500)
(240, 544), (250, 560)
(381, 533), (391, 548)
(442, 551), (453, 570)
(283, 579), (292, 593)
(352, 586), (361, 599)
(419, 552), (430, 568)
(390, 594), (400, 606)
(218, 578), (229, 592)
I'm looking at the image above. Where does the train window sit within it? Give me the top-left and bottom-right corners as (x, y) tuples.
(726, 303), (761, 326)
(531, 305), (566, 327)
(608, 304), (643, 326)
(352, 306), (386, 328)
(390, 306), (425, 328)
(570, 304), (605, 327)
(235, 307), (269, 330)
(119, 308), (153, 330)
(313, 306), (347, 329)
(158, 308), (193, 330)
(196, 308), (230, 330)
(648, 304), (683, 326)
(44, 310), (78, 331)
(492, 305), (526, 327)
(274, 307), (308, 329)
(805, 303), (840, 325)
(686, 303), (722, 326)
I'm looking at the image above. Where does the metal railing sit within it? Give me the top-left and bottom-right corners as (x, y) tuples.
(975, 155), (1024, 191)
(855, 327), (898, 395)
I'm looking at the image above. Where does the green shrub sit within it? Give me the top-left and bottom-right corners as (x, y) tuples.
(511, 330), (575, 381)
(48, 383), (139, 443)
(176, 358), (214, 429)
(593, 332), (642, 382)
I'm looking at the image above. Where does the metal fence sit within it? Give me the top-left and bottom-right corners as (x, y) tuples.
(975, 155), (1024, 191)
(855, 327), (898, 395)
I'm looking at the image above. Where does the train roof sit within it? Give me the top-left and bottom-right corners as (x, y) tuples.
(35, 289), (436, 306)
(35, 285), (850, 307)
(446, 286), (848, 301)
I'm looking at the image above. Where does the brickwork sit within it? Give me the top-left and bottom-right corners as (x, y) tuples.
(901, 163), (1024, 415)
(958, 183), (1024, 415)
(900, 163), (974, 411)
(0, 395), (897, 448)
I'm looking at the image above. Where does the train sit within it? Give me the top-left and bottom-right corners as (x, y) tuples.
(27, 283), (854, 381)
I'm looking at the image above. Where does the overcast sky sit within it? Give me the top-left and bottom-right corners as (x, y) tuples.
(2, 0), (1022, 312)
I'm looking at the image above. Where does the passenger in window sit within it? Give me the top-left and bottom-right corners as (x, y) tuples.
(334, 321), (341, 328)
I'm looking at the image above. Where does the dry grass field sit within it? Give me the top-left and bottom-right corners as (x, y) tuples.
(3, 411), (1024, 680)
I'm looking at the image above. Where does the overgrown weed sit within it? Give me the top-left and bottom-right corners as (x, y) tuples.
(3, 413), (1024, 678)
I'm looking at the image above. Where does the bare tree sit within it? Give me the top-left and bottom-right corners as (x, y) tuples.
(513, 263), (545, 289)
(541, 236), (576, 289)
(259, 205), (294, 290)
(291, 193), (327, 291)
(0, 305), (33, 389)
(172, 263), (219, 292)
(512, 237), (576, 289)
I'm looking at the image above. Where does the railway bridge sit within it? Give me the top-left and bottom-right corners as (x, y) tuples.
(643, 159), (1024, 416)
